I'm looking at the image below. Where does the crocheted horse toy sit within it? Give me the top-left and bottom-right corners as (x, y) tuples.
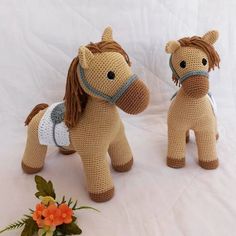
(165, 30), (220, 170)
(21, 27), (150, 202)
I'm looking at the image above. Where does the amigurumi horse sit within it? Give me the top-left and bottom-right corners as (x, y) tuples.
(21, 27), (150, 202)
(165, 30), (220, 170)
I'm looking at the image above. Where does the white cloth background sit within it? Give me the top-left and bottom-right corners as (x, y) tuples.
(0, 0), (236, 235)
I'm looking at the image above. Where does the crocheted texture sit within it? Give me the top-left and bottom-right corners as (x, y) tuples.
(21, 161), (43, 174)
(167, 157), (185, 168)
(38, 102), (70, 147)
(112, 158), (133, 172)
(89, 187), (115, 202)
(199, 159), (219, 170)
(21, 27), (149, 202)
(165, 30), (220, 169)
(22, 110), (47, 170)
(78, 65), (138, 104)
(171, 92), (217, 116)
(59, 147), (76, 155)
(116, 79), (150, 114)
(25, 103), (49, 125)
(167, 89), (218, 167)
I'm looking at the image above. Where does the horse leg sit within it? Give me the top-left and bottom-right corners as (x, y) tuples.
(22, 111), (47, 174)
(59, 143), (76, 155)
(195, 130), (218, 169)
(79, 149), (114, 202)
(108, 123), (133, 172)
(167, 128), (186, 168)
(186, 130), (190, 143)
(215, 118), (219, 140)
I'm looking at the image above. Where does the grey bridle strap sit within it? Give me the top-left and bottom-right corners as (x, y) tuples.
(169, 55), (209, 84)
(78, 65), (138, 104)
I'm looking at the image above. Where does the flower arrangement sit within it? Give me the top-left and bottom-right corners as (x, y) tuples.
(0, 175), (98, 236)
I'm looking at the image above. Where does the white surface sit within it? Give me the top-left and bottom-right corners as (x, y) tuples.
(1, 1), (236, 235)
(38, 102), (70, 147)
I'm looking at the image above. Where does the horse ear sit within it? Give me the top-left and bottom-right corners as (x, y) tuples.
(102, 26), (113, 42)
(78, 46), (94, 69)
(165, 41), (181, 54)
(202, 30), (219, 45)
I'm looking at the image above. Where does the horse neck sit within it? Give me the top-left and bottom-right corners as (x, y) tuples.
(85, 96), (118, 115)
(175, 88), (208, 107)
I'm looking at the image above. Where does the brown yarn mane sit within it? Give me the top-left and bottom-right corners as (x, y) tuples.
(172, 36), (220, 86)
(64, 41), (131, 128)
(87, 41), (131, 66)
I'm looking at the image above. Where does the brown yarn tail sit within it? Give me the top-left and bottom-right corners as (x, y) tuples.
(24, 103), (48, 126)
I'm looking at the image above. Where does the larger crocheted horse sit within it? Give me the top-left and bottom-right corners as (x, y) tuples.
(21, 27), (150, 202)
(165, 30), (220, 169)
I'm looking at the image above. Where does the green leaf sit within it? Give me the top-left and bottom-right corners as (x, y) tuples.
(75, 206), (100, 212)
(0, 218), (27, 234)
(35, 175), (56, 199)
(57, 222), (82, 235)
(72, 200), (78, 210)
(59, 196), (66, 204)
(67, 198), (73, 207)
(20, 217), (38, 236)
(64, 222), (82, 235)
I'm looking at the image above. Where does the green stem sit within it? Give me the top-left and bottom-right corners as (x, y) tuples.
(75, 206), (100, 212)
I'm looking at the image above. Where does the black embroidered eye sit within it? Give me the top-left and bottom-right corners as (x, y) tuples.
(202, 58), (207, 66)
(107, 71), (115, 80)
(180, 60), (186, 68)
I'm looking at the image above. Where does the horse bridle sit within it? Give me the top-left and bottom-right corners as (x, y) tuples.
(77, 65), (138, 104)
(169, 55), (209, 84)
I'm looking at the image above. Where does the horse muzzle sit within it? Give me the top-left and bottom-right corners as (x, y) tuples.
(116, 78), (150, 114)
(182, 75), (209, 98)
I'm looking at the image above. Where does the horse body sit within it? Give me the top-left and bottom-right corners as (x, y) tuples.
(168, 88), (218, 168)
(21, 27), (149, 202)
(169, 88), (216, 126)
(165, 30), (220, 169)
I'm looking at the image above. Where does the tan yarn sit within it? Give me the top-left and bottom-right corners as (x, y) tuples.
(21, 27), (149, 202)
(171, 36), (220, 86)
(22, 110), (47, 170)
(167, 89), (218, 167)
(64, 40), (131, 129)
(165, 30), (220, 169)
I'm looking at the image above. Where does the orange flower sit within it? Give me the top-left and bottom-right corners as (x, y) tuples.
(59, 204), (73, 224)
(32, 203), (46, 227)
(42, 204), (62, 226)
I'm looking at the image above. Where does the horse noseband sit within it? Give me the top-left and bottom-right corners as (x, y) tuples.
(78, 65), (138, 104)
(169, 56), (209, 84)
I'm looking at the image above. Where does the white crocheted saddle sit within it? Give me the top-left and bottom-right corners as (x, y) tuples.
(38, 102), (70, 147)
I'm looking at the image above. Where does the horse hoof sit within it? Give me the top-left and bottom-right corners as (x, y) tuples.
(167, 157), (185, 168)
(21, 162), (43, 174)
(59, 148), (76, 155)
(112, 158), (133, 172)
(199, 159), (219, 170)
(89, 188), (114, 202)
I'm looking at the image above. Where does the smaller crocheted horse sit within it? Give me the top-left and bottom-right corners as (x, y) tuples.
(165, 30), (220, 169)
(21, 27), (149, 202)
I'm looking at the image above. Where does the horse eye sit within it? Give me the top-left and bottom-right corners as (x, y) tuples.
(107, 71), (115, 80)
(180, 60), (186, 68)
(202, 58), (207, 66)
